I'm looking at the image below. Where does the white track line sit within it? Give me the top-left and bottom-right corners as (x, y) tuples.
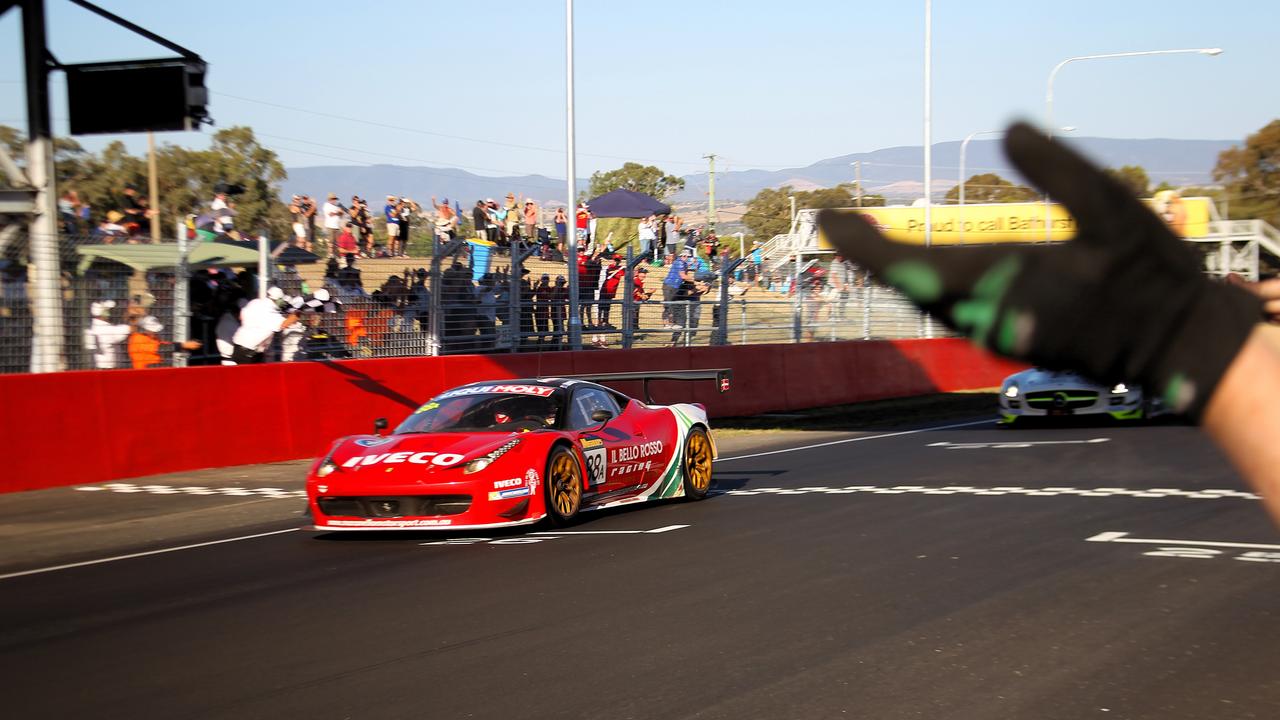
(715, 419), (993, 462)
(0, 528), (298, 581)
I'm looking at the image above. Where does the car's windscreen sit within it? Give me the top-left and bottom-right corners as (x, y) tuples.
(396, 388), (563, 433)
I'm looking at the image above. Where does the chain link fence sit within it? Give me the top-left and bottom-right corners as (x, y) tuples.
(0, 227), (950, 374)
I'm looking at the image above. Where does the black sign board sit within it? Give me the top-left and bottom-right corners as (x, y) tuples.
(65, 58), (209, 135)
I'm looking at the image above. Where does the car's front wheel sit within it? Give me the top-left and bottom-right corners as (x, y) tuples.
(681, 427), (714, 500)
(545, 446), (583, 526)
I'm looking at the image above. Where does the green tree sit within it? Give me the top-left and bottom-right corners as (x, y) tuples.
(742, 184), (874, 242)
(1104, 165), (1150, 197)
(1214, 119), (1280, 226)
(835, 182), (887, 209)
(943, 173), (1039, 204)
(587, 162), (684, 200)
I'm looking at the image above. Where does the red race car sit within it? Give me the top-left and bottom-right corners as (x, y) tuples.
(305, 370), (730, 531)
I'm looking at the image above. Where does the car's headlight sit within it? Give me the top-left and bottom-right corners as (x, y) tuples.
(1004, 385), (1019, 398)
(316, 460), (339, 478)
(463, 439), (521, 474)
(1110, 383), (1129, 394)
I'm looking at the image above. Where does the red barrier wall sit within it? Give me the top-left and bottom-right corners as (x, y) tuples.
(1, 339), (1023, 493)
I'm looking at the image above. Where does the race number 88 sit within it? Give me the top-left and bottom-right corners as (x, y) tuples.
(583, 447), (606, 486)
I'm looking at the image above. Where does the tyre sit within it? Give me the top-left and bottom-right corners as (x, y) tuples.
(545, 445), (583, 526)
(681, 426), (714, 500)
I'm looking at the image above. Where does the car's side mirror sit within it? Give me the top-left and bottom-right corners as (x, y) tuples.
(373, 417), (388, 436)
(590, 409), (613, 427)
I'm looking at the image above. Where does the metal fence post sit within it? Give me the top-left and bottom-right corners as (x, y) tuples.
(621, 246), (634, 349)
(792, 253), (802, 343)
(173, 219), (190, 367)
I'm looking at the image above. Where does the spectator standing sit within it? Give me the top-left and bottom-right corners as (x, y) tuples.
(384, 195), (401, 256)
(750, 240), (764, 284)
(503, 193), (520, 240)
(598, 255), (624, 329)
(553, 207), (568, 256)
(322, 193), (345, 255)
(473, 200), (490, 241)
(432, 196), (457, 244)
(289, 195), (310, 250)
(549, 275), (568, 348)
(632, 265), (652, 330)
(231, 296), (299, 364)
(533, 274), (552, 346)
(575, 203), (591, 245)
(578, 245), (603, 329)
(301, 194), (317, 250)
(84, 300), (131, 369)
(523, 199), (539, 244)
(122, 184), (149, 235)
(398, 198), (413, 255)
(664, 215), (681, 265)
(638, 215), (657, 257)
(128, 316), (201, 369)
(662, 246), (695, 328)
(336, 223), (359, 262)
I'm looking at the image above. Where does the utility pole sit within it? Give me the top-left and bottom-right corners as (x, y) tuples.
(147, 130), (160, 243)
(854, 160), (863, 207)
(22, 0), (64, 372)
(703, 153), (716, 234)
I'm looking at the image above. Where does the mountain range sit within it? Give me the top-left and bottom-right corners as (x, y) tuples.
(279, 136), (1236, 207)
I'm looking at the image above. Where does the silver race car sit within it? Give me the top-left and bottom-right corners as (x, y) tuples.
(998, 368), (1163, 424)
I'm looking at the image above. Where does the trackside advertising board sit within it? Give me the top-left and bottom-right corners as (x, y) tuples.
(818, 192), (1212, 246)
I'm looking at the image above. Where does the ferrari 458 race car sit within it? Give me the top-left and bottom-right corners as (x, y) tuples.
(305, 370), (730, 531)
(998, 368), (1162, 424)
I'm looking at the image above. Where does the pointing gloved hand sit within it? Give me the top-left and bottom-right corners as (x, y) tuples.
(817, 121), (1261, 420)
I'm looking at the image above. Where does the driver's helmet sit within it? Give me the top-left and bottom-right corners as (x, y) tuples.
(492, 395), (546, 427)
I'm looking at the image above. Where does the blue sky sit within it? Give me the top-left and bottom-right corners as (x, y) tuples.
(0, 0), (1274, 180)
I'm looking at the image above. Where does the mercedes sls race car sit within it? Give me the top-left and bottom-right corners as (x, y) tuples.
(305, 370), (730, 531)
(998, 368), (1162, 424)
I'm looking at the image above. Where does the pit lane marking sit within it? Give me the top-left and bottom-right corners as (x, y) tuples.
(76, 483), (305, 499)
(1087, 531), (1280, 564)
(929, 438), (1110, 449)
(722, 485), (1259, 500)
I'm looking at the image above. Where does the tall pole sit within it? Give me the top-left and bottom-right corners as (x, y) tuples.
(958, 129), (1000, 245)
(1044, 47), (1222, 240)
(22, 0), (64, 372)
(922, 0), (932, 248)
(565, 0), (581, 349)
(854, 160), (863, 207)
(147, 131), (160, 243)
(703, 153), (717, 234)
(788, 195), (796, 230)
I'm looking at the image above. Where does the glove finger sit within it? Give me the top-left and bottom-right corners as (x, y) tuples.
(1002, 121), (1165, 245)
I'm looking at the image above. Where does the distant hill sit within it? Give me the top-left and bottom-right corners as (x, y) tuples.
(280, 136), (1236, 206)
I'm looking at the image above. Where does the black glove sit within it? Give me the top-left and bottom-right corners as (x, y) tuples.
(816, 121), (1261, 420)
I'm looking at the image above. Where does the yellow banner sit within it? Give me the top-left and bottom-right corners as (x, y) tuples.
(817, 193), (1213, 247)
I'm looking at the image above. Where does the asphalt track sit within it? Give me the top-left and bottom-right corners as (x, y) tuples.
(2, 414), (1278, 720)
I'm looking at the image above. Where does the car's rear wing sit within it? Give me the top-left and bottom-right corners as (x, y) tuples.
(561, 368), (732, 404)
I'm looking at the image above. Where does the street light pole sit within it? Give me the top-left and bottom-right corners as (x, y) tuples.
(565, 0), (581, 349)
(959, 127), (1072, 244)
(922, 0), (932, 248)
(1043, 47), (1222, 240)
(958, 129), (1000, 245)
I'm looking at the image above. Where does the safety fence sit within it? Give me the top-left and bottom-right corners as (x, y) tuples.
(0, 229), (946, 374)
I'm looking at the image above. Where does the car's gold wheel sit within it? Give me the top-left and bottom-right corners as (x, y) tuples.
(546, 447), (583, 525)
(682, 427), (713, 500)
